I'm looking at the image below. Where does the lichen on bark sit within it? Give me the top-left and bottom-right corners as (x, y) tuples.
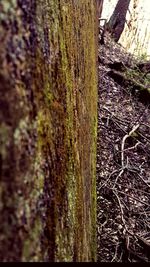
(0, 0), (98, 262)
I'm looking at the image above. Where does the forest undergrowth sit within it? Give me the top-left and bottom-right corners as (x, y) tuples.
(97, 33), (150, 262)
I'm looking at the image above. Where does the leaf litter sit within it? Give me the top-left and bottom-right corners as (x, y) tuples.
(97, 33), (150, 262)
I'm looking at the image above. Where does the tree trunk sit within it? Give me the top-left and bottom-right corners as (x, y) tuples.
(96, 0), (104, 19)
(107, 0), (131, 42)
(0, 0), (98, 262)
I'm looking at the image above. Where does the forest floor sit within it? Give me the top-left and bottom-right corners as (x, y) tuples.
(97, 33), (150, 262)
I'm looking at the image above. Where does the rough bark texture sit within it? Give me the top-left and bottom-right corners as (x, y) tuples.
(0, 0), (98, 262)
(96, 0), (104, 19)
(107, 0), (131, 42)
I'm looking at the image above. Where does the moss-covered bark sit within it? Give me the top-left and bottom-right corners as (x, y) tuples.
(108, 67), (150, 104)
(0, 0), (98, 262)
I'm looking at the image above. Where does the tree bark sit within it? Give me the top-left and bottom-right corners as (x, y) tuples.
(0, 0), (98, 262)
(107, 0), (131, 42)
(96, 0), (104, 19)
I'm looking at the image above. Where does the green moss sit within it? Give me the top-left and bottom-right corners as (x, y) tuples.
(22, 218), (42, 262)
(0, 123), (11, 160)
(0, 0), (17, 22)
(0, 0), (98, 262)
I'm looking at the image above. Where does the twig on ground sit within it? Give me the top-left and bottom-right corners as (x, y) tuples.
(138, 132), (150, 144)
(116, 189), (150, 207)
(99, 168), (122, 190)
(111, 243), (119, 262)
(112, 169), (124, 189)
(123, 141), (141, 152)
(121, 124), (140, 168)
(112, 189), (134, 236)
(136, 234), (150, 249)
(136, 173), (150, 189)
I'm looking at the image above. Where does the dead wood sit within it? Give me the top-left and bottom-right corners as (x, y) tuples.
(97, 32), (150, 262)
(107, 69), (150, 104)
(136, 62), (150, 73)
(108, 61), (126, 71)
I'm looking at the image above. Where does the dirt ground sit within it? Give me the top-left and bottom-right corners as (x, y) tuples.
(97, 33), (150, 262)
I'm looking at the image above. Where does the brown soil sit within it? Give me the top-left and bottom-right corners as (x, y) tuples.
(97, 33), (150, 262)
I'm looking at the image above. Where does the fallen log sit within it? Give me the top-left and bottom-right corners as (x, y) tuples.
(107, 70), (150, 105)
(108, 61), (126, 72)
(136, 62), (150, 73)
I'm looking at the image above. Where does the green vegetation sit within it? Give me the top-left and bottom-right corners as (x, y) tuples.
(108, 58), (150, 105)
(0, 0), (98, 262)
